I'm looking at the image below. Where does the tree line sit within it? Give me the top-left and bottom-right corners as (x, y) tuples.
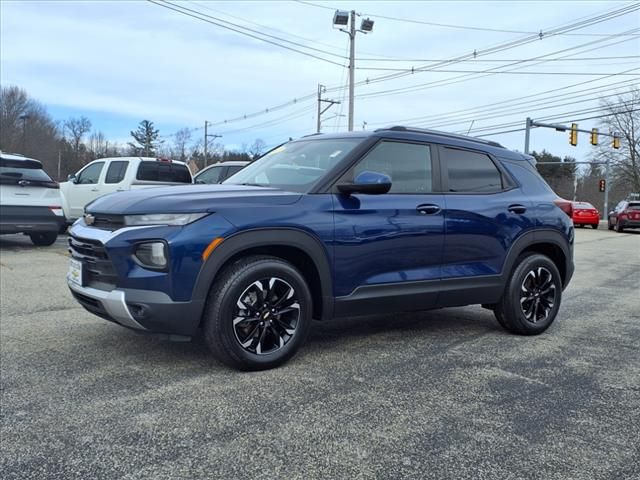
(0, 85), (267, 180)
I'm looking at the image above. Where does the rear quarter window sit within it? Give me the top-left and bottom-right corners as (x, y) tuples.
(136, 162), (191, 183)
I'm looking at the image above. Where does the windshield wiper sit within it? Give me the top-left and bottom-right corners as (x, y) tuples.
(238, 182), (267, 187)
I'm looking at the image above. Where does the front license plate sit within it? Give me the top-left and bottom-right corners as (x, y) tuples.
(67, 258), (83, 287)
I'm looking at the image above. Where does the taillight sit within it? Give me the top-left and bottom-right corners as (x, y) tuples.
(554, 198), (573, 217)
(49, 206), (64, 217)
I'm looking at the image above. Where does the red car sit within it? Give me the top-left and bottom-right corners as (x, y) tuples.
(572, 202), (600, 229)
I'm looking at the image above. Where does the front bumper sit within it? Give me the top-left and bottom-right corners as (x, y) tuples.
(68, 280), (205, 335)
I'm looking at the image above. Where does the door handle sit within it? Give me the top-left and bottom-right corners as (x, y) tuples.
(416, 204), (441, 215)
(90, 188), (99, 192)
(508, 204), (527, 214)
(116, 188), (125, 191)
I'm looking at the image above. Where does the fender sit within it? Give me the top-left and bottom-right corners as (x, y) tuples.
(501, 228), (574, 286)
(191, 228), (334, 320)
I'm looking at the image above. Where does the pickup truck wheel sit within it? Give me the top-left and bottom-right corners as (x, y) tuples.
(203, 255), (312, 371)
(494, 253), (562, 335)
(29, 232), (58, 246)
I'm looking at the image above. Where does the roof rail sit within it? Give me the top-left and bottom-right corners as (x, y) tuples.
(374, 125), (504, 148)
(301, 132), (324, 138)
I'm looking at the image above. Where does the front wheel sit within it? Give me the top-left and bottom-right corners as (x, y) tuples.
(202, 255), (313, 370)
(616, 221), (624, 233)
(494, 253), (562, 335)
(29, 232), (57, 246)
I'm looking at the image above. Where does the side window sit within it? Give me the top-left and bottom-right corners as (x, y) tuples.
(76, 162), (104, 184)
(442, 148), (503, 193)
(104, 161), (129, 184)
(225, 165), (244, 179)
(197, 166), (225, 184)
(351, 141), (432, 194)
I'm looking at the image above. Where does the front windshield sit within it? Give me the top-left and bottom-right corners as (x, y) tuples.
(223, 138), (361, 192)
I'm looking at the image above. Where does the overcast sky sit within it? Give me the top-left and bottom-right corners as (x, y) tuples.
(2, 0), (638, 159)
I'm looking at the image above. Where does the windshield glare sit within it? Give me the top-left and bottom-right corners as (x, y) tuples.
(224, 138), (361, 192)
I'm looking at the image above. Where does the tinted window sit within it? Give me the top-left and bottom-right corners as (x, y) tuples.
(574, 202), (595, 210)
(443, 148), (503, 193)
(105, 161), (128, 184)
(136, 162), (191, 183)
(352, 141), (432, 194)
(0, 158), (53, 184)
(628, 202), (640, 210)
(196, 166), (225, 184)
(76, 162), (104, 184)
(225, 165), (245, 178)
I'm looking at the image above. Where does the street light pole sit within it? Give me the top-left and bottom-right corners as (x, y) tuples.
(19, 114), (30, 154)
(348, 10), (356, 132)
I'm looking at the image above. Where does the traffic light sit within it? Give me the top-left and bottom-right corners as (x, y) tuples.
(612, 133), (620, 149)
(599, 179), (606, 192)
(569, 123), (578, 146)
(590, 128), (598, 146)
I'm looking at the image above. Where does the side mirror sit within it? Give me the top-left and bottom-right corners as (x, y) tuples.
(337, 171), (392, 195)
(67, 174), (77, 183)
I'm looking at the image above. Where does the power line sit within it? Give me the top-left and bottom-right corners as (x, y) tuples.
(355, 68), (640, 75)
(148, 0), (346, 66)
(356, 55), (640, 63)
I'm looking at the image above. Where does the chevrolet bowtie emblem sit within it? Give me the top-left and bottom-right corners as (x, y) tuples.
(84, 213), (95, 225)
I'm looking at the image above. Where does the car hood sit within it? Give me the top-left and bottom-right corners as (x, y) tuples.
(86, 184), (302, 215)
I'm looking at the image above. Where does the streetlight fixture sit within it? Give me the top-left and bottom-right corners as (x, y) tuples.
(19, 114), (30, 153)
(333, 10), (374, 132)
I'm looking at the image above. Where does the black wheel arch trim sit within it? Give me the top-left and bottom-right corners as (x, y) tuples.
(191, 227), (334, 320)
(501, 228), (574, 288)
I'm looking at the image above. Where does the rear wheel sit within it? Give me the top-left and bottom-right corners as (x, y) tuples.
(591, 223), (598, 229)
(29, 232), (57, 246)
(202, 255), (312, 370)
(494, 253), (562, 335)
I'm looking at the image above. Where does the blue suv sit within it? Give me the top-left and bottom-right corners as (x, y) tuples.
(67, 126), (574, 370)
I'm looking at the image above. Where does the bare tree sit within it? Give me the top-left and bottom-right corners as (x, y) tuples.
(249, 138), (266, 159)
(173, 128), (192, 161)
(594, 88), (640, 194)
(65, 116), (92, 164)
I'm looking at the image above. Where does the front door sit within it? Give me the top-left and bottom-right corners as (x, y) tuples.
(68, 161), (105, 219)
(332, 140), (445, 315)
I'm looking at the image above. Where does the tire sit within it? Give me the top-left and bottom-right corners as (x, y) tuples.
(616, 221), (624, 233)
(591, 223), (598, 229)
(202, 255), (313, 371)
(608, 218), (614, 230)
(29, 232), (58, 246)
(494, 253), (562, 335)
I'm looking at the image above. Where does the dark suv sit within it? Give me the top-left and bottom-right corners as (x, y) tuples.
(67, 127), (574, 370)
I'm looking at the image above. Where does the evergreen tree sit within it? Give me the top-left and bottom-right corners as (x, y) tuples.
(128, 120), (161, 157)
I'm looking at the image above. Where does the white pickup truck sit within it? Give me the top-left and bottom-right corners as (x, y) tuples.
(60, 157), (192, 222)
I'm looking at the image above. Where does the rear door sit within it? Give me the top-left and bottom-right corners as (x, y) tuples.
(195, 165), (226, 184)
(438, 146), (533, 295)
(100, 160), (130, 195)
(332, 140), (445, 314)
(65, 161), (105, 219)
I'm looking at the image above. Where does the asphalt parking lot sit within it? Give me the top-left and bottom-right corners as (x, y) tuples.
(1, 226), (639, 480)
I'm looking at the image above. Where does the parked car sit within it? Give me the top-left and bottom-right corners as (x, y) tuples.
(0, 152), (65, 245)
(60, 157), (192, 222)
(67, 126), (574, 370)
(194, 161), (249, 184)
(571, 202), (599, 229)
(607, 200), (640, 232)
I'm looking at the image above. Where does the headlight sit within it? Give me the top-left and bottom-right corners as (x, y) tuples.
(134, 242), (168, 269)
(124, 213), (208, 226)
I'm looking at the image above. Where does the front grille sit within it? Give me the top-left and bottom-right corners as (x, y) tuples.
(68, 235), (118, 291)
(90, 214), (125, 231)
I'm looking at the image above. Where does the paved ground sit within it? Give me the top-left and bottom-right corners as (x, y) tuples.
(1, 226), (639, 480)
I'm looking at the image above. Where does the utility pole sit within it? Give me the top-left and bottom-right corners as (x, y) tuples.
(333, 10), (374, 132)
(203, 121), (222, 167)
(524, 117), (532, 154)
(316, 84), (340, 133)
(348, 10), (356, 132)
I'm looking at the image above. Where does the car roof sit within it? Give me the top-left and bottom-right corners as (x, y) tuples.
(0, 151), (42, 164)
(209, 161), (249, 167)
(296, 125), (528, 161)
(86, 156), (188, 165)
